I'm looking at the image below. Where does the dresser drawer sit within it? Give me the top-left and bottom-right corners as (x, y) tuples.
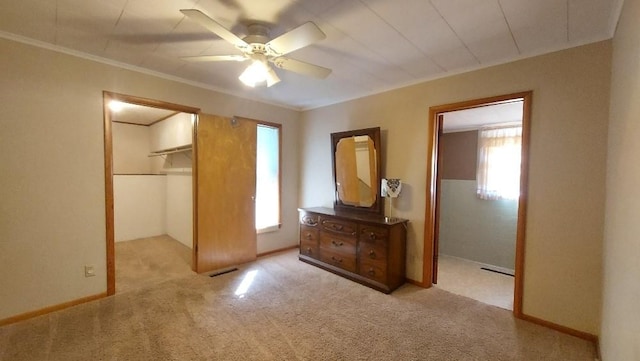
(300, 225), (319, 242)
(300, 217), (320, 259)
(320, 233), (356, 256)
(300, 238), (318, 258)
(358, 241), (388, 262)
(359, 258), (387, 284)
(300, 225), (319, 258)
(359, 225), (389, 244)
(319, 248), (357, 273)
(320, 217), (357, 236)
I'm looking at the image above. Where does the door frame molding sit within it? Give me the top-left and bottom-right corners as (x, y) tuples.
(102, 91), (200, 295)
(422, 91), (532, 316)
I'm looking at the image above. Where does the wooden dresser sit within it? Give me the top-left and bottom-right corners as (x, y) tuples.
(298, 207), (408, 293)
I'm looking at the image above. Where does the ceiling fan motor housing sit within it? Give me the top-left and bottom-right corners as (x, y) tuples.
(243, 24), (270, 44)
(243, 24), (276, 56)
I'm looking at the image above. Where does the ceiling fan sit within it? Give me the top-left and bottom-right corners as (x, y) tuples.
(180, 9), (332, 87)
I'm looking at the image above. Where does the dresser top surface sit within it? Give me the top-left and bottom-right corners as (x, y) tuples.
(299, 207), (408, 226)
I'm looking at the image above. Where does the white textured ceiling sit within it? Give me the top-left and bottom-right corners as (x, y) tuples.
(0, 0), (623, 110)
(443, 100), (523, 133)
(110, 102), (179, 125)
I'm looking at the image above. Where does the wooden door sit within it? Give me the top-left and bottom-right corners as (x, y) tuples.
(194, 114), (257, 273)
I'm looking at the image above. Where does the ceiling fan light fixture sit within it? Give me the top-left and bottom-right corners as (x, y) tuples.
(239, 60), (280, 87)
(265, 66), (281, 87)
(239, 60), (267, 87)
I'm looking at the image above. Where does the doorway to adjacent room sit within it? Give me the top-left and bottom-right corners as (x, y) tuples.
(424, 92), (532, 315)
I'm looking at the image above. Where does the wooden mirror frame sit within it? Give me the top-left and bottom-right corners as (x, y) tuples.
(331, 127), (383, 215)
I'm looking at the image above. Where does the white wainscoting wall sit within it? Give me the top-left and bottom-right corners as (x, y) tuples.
(166, 174), (193, 249)
(438, 179), (518, 270)
(114, 175), (167, 242)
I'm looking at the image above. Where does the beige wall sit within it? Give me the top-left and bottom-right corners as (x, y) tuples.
(601, 0), (640, 358)
(300, 41), (611, 334)
(0, 37), (300, 320)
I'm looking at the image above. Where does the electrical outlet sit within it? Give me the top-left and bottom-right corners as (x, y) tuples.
(84, 265), (96, 277)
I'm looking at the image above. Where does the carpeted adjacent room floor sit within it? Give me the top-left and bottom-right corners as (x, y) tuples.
(115, 235), (193, 293)
(0, 249), (596, 360)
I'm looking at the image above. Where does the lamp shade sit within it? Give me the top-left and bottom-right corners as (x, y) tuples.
(381, 178), (402, 198)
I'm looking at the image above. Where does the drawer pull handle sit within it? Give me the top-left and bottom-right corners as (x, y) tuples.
(333, 224), (344, 231)
(305, 233), (312, 240)
(302, 217), (318, 226)
(331, 256), (343, 263)
(367, 268), (375, 276)
(331, 240), (344, 247)
(368, 250), (376, 259)
(369, 232), (377, 240)
(306, 247), (312, 254)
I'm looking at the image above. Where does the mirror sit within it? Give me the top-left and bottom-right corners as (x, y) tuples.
(331, 127), (383, 215)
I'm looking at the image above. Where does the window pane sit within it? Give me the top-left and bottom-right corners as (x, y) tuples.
(256, 125), (280, 230)
(476, 126), (522, 200)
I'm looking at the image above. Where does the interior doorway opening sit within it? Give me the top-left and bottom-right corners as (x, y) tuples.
(103, 92), (200, 295)
(435, 100), (523, 310)
(424, 92), (531, 316)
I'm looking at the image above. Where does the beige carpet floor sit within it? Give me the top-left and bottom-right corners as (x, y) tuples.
(0, 250), (596, 360)
(115, 235), (193, 293)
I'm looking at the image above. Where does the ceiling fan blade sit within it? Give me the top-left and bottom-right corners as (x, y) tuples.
(180, 9), (248, 48)
(272, 57), (332, 79)
(266, 22), (326, 56)
(180, 55), (247, 62)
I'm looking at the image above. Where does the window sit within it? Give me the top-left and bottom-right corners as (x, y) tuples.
(476, 125), (522, 200)
(255, 123), (281, 232)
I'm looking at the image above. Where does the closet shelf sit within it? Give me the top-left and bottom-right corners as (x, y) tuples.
(148, 145), (192, 157)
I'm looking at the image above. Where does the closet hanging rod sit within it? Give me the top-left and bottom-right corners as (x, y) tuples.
(148, 145), (192, 157)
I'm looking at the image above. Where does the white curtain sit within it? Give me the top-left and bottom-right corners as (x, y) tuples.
(476, 126), (522, 200)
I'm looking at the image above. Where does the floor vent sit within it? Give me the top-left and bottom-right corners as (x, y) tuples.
(480, 267), (514, 277)
(209, 268), (238, 277)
